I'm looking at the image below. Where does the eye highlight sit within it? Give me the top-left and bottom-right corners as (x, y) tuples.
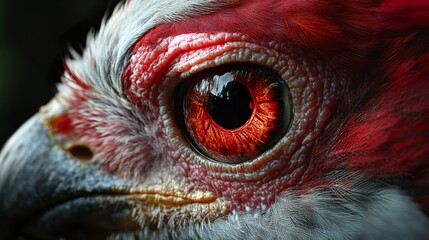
(206, 74), (254, 130)
(175, 63), (293, 164)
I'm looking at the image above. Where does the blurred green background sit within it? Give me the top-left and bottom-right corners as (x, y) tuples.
(0, 0), (120, 148)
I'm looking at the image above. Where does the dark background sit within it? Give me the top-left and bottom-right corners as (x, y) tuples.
(0, 0), (121, 148)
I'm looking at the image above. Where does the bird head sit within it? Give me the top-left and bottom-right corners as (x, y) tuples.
(1, 0), (428, 239)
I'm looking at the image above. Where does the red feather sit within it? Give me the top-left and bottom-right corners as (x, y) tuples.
(308, 0), (429, 213)
(146, 0), (382, 69)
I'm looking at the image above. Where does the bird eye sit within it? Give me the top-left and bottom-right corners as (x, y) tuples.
(175, 63), (292, 163)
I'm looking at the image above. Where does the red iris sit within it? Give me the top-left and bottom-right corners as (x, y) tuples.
(176, 64), (292, 163)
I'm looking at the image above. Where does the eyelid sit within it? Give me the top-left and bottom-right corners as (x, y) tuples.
(124, 32), (296, 99)
(171, 41), (295, 81)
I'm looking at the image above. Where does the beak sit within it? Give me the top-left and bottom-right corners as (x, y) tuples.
(0, 114), (228, 239)
(0, 114), (137, 239)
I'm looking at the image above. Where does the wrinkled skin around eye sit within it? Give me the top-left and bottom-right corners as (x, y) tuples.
(125, 32), (345, 210)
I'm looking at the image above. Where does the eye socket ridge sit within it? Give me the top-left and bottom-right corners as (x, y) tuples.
(174, 63), (293, 164)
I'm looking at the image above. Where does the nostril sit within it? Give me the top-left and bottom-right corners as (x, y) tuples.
(67, 145), (94, 162)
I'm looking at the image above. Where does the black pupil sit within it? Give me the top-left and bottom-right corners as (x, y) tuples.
(207, 73), (254, 129)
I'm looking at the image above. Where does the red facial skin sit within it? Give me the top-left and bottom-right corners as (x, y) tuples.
(46, 0), (429, 214)
(122, 31), (341, 210)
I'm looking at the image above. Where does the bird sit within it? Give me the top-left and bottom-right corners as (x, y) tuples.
(0, 0), (428, 239)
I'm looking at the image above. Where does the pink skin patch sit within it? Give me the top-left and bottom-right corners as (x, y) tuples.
(120, 30), (342, 210)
